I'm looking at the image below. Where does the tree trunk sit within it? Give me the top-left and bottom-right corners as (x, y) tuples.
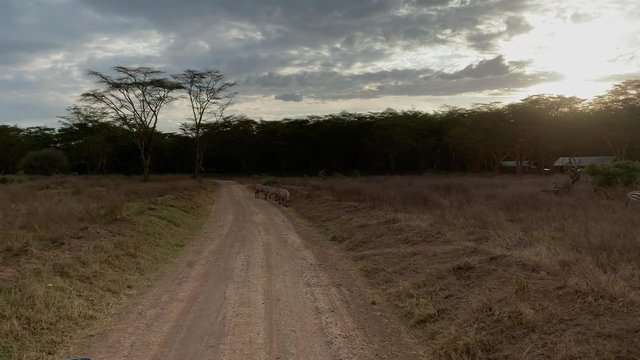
(194, 135), (205, 181)
(194, 143), (201, 180)
(143, 156), (151, 182)
(140, 147), (151, 182)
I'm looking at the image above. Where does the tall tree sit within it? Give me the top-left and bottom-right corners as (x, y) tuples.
(81, 66), (181, 181)
(173, 69), (236, 180)
(590, 79), (640, 160)
(510, 95), (585, 173)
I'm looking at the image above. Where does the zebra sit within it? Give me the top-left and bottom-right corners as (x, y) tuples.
(265, 185), (277, 200)
(626, 191), (640, 207)
(277, 188), (290, 207)
(254, 184), (290, 206)
(255, 184), (265, 198)
(257, 184), (277, 200)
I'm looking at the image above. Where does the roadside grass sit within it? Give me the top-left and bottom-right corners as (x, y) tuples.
(284, 175), (640, 359)
(0, 176), (213, 359)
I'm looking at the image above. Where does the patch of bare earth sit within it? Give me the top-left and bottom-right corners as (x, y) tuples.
(284, 175), (640, 359)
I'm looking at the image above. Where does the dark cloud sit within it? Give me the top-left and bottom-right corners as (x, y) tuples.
(0, 1), (140, 67)
(79, 0), (535, 73)
(438, 55), (510, 79)
(411, 0), (451, 6)
(242, 57), (560, 100)
(505, 15), (533, 36)
(466, 14), (533, 51)
(275, 93), (304, 102)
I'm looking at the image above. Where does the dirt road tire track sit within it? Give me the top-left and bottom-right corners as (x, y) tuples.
(80, 181), (421, 359)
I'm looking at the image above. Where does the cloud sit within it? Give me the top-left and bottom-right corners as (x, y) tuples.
(505, 15), (533, 37)
(242, 56), (560, 100)
(438, 55), (511, 79)
(275, 93), (304, 102)
(1, 0), (623, 128)
(595, 73), (640, 83)
(466, 15), (533, 51)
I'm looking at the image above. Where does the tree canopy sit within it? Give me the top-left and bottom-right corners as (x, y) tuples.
(2, 77), (640, 178)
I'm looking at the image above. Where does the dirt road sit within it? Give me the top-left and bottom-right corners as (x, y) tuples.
(81, 181), (420, 359)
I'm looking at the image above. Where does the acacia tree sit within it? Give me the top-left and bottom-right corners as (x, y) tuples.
(173, 69), (236, 180)
(590, 79), (640, 160)
(81, 66), (181, 181)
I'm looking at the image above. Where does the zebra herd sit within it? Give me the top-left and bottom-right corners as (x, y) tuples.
(255, 184), (290, 207)
(254, 183), (639, 208)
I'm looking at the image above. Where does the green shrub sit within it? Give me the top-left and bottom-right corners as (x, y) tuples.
(613, 160), (640, 187)
(17, 149), (69, 176)
(586, 161), (640, 189)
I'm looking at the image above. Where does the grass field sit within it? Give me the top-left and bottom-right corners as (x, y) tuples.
(0, 176), (213, 359)
(282, 175), (640, 359)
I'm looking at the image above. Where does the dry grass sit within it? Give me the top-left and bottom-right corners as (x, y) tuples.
(0, 175), (213, 359)
(284, 175), (640, 359)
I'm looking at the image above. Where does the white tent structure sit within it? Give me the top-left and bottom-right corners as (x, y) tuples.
(553, 156), (616, 167)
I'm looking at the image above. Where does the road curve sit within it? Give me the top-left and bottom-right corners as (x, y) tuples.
(82, 180), (383, 359)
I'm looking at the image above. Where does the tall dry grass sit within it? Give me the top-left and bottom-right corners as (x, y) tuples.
(0, 176), (212, 359)
(1, 176), (197, 264)
(286, 175), (640, 359)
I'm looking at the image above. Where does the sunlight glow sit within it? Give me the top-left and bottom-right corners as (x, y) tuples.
(500, 9), (639, 99)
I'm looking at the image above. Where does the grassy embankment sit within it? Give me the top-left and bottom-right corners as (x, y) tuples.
(284, 175), (640, 359)
(0, 176), (213, 359)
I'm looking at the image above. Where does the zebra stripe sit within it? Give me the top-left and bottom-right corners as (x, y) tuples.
(254, 184), (290, 206)
(627, 191), (640, 207)
(265, 185), (277, 200)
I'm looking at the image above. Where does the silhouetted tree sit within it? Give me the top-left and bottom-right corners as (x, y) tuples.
(173, 69), (236, 180)
(3, 78), (640, 177)
(81, 66), (181, 181)
(590, 80), (640, 160)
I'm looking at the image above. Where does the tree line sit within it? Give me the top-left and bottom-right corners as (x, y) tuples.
(1, 67), (639, 177)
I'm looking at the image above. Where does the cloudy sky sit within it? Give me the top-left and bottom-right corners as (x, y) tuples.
(1, 0), (639, 130)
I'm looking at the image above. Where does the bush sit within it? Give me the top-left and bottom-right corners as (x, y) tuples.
(586, 161), (640, 189)
(0, 175), (17, 185)
(17, 148), (69, 176)
(613, 161), (640, 187)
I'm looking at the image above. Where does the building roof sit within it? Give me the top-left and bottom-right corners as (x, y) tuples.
(501, 160), (534, 167)
(553, 156), (616, 167)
